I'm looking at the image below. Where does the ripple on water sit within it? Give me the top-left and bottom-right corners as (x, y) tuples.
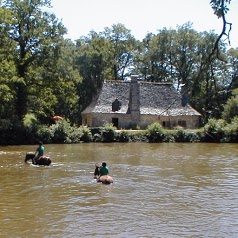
(1, 144), (238, 237)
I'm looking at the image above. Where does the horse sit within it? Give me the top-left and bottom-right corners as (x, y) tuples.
(25, 152), (52, 166)
(94, 165), (113, 184)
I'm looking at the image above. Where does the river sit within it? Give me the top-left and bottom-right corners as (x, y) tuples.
(0, 143), (238, 238)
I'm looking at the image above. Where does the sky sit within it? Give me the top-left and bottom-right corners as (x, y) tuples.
(50, 0), (238, 48)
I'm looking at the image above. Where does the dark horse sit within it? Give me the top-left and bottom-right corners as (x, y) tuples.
(94, 165), (113, 184)
(25, 152), (52, 166)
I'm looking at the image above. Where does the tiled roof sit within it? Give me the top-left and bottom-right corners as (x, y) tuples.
(82, 80), (201, 116)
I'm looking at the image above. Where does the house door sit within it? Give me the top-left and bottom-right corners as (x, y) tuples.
(112, 118), (119, 128)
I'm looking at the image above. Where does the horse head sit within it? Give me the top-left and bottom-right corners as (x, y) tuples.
(94, 165), (100, 177)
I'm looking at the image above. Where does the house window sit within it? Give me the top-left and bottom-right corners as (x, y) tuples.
(178, 120), (187, 127)
(112, 118), (119, 128)
(163, 121), (171, 128)
(112, 99), (121, 112)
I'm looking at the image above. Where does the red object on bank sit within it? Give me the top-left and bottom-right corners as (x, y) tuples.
(51, 116), (63, 120)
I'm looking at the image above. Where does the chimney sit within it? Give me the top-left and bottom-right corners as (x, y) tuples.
(128, 75), (140, 125)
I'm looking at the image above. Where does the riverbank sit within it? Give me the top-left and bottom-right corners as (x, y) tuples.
(1, 119), (237, 145)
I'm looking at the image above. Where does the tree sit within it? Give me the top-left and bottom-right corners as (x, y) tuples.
(0, 2), (18, 119)
(27, 39), (82, 123)
(222, 88), (238, 122)
(210, 0), (232, 51)
(2, 0), (67, 119)
(75, 31), (108, 112)
(227, 47), (238, 90)
(103, 23), (136, 80)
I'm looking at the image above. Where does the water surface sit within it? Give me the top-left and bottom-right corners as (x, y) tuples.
(0, 143), (238, 237)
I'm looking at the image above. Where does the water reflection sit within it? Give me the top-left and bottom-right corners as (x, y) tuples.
(0, 143), (238, 237)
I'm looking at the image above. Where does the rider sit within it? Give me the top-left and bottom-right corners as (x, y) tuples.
(99, 162), (109, 176)
(34, 141), (45, 164)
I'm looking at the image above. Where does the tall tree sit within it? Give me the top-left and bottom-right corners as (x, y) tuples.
(227, 47), (238, 90)
(103, 23), (136, 80)
(27, 39), (82, 123)
(75, 31), (108, 112)
(0, 2), (18, 119)
(2, 0), (67, 119)
(210, 0), (232, 52)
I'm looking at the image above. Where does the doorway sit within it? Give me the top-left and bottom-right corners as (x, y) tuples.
(112, 118), (119, 128)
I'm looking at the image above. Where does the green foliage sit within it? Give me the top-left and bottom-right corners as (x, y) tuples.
(1, 0), (67, 119)
(146, 123), (164, 142)
(23, 113), (39, 128)
(101, 123), (116, 142)
(117, 130), (130, 142)
(0, 118), (28, 145)
(210, 0), (231, 18)
(163, 130), (175, 142)
(49, 120), (81, 143)
(0, 0), (237, 143)
(203, 118), (226, 142)
(222, 89), (238, 122)
(174, 126), (200, 142)
(223, 117), (238, 142)
(92, 133), (102, 142)
(35, 125), (53, 144)
(79, 126), (92, 142)
(27, 122), (88, 144)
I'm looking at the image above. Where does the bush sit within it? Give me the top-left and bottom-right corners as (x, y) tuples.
(117, 130), (130, 142)
(36, 125), (53, 144)
(49, 120), (81, 143)
(101, 123), (116, 142)
(174, 126), (200, 142)
(223, 117), (238, 142)
(92, 133), (101, 142)
(146, 123), (164, 142)
(222, 89), (238, 122)
(23, 113), (39, 129)
(203, 118), (226, 142)
(163, 130), (175, 142)
(0, 119), (25, 145)
(79, 126), (92, 142)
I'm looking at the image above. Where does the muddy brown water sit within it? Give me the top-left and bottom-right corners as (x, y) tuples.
(0, 143), (238, 237)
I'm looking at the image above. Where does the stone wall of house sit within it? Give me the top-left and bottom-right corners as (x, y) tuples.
(139, 115), (200, 129)
(86, 114), (133, 129)
(83, 113), (200, 129)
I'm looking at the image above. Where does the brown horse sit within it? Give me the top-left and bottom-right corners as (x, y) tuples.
(94, 165), (113, 184)
(25, 152), (52, 166)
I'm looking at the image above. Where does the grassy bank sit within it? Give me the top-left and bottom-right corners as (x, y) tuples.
(1, 118), (238, 145)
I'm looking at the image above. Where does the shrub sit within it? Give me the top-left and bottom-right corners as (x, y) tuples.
(146, 123), (164, 142)
(129, 131), (147, 142)
(223, 117), (238, 142)
(49, 120), (81, 143)
(163, 130), (175, 142)
(93, 133), (102, 142)
(36, 125), (53, 144)
(79, 126), (92, 142)
(0, 119), (26, 145)
(203, 118), (226, 142)
(174, 126), (200, 142)
(222, 89), (238, 122)
(101, 123), (116, 142)
(117, 130), (130, 142)
(23, 113), (39, 129)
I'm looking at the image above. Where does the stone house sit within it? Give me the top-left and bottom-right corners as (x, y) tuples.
(81, 77), (201, 129)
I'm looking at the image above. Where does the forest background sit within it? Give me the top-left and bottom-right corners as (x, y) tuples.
(0, 0), (238, 145)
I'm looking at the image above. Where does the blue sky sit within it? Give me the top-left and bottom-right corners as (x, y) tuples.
(50, 0), (237, 48)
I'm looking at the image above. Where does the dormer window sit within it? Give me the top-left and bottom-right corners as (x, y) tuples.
(112, 99), (121, 112)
